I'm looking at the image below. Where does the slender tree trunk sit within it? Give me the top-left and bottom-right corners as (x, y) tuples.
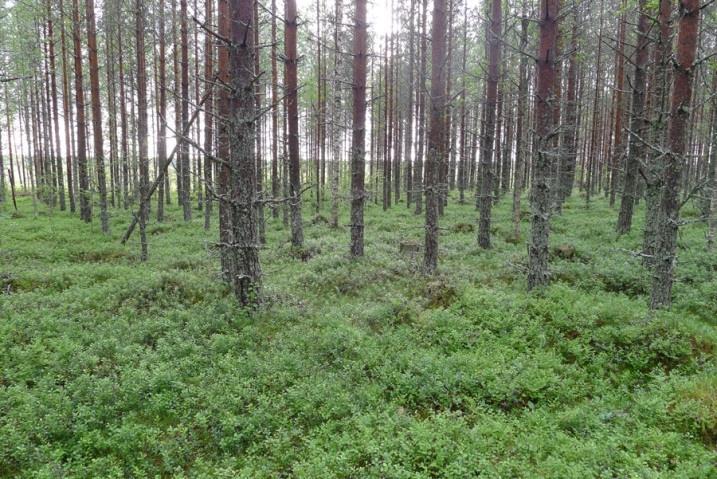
(350, 0), (368, 257)
(609, 3), (627, 207)
(585, 0), (604, 205)
(203, 0), (214, 229)
(616, 0), (649, 234)
(180, 0), (191, 221)
(58, 0), (76, 213)
(85, 0), (109, 233)
(423, 0), (447, 274)
(527, 0), (559, 290)
(136, 0), (149, 260)
(512, 8), (529, 241)
(117, 5), (131, 209)
(558, 7), (578, 206)
(404, 0), (416, 209)
(707, 70), (717, 250)
(72, 0), (91, 222)
(413, 0), (428, 215)
(643, 0), (672, 264)
(270, 0), (279, 219)
(477, 0), (501, 249)
(157, 0), (168, 221)
(650, 0), (700, 309)
(47, 4), (66, 211)
(457, 1), (468, 204)
(286, 0), (304, 247)
(329, 0), (343, 228)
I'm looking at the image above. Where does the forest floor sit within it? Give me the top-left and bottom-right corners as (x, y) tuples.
(1, 191), (717, 478)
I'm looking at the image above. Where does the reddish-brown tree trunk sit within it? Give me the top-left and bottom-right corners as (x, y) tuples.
(527, 0), (559, 290)
(609, 3), (627, 207)
(651, 0), (700, 309)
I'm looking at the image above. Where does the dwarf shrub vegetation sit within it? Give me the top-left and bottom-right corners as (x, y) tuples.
(1, 194), (716, 477)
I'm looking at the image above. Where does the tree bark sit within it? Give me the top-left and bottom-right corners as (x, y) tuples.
(158, 0), (168, 222)
(350, 0), (368, 257)
(271, 0), (280, 219)
(650, 0), (700, 309)
(285, 0), (304, 247)
(203, 0), (214, 229)
(72, 0), (91, 222)
(226, 0), (262, 304)
(136, 0), (149, 260)
(85, 0), (109, 233)
(423, 0), (447, 274)
(330, 0), (343, 228)
(643, 0), (673, 264)
(616, 0), (649, 234)
(413, 0), (428, 215)
(527, 0), (559, 290)
(180, 0), (192, 221)
(478, 0), (501, 249)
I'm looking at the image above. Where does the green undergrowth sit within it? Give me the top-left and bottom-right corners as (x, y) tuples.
(1, 193), (716, 478)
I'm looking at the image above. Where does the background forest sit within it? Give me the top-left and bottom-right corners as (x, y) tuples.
(1, 0), (717, 476)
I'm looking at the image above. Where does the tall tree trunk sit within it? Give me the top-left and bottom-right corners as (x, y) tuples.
(558, 7), (578, 206)
(329, 0), (343, 228)
(650, 0), (700, 309)
(404, 0), (416, 209)
(253, 0), (265, 242)
(616, 0), (649, 234)
(609, 3), (627, 207)
(47, 3), (66, 211)
(527, 0), (559, 290)
(85, 0), (109, 233)
(707, 70), (717, 251)
(180, 0), (192, 221)
(136, 0), (149, 260)
(117, 3), (130, 209)
(225, 0), (262, 304)
(413, 0), (428, 215)
(477, 0), (501, 249)
(203, 0), (214, 229)
(585, 0), (604, 205)
(423, 0), (447, 274)
(643, 0), (672, 264)
(512, 7), (529, 241)
(157, 0), (168, 222)
(271, 0), (280, 219)
(457, 1), (468, 204)
(59, 0), (76, 213)
(350, 0), (368, 257)
(72, 0), (91, 222)
(286, 0), (304, 247)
